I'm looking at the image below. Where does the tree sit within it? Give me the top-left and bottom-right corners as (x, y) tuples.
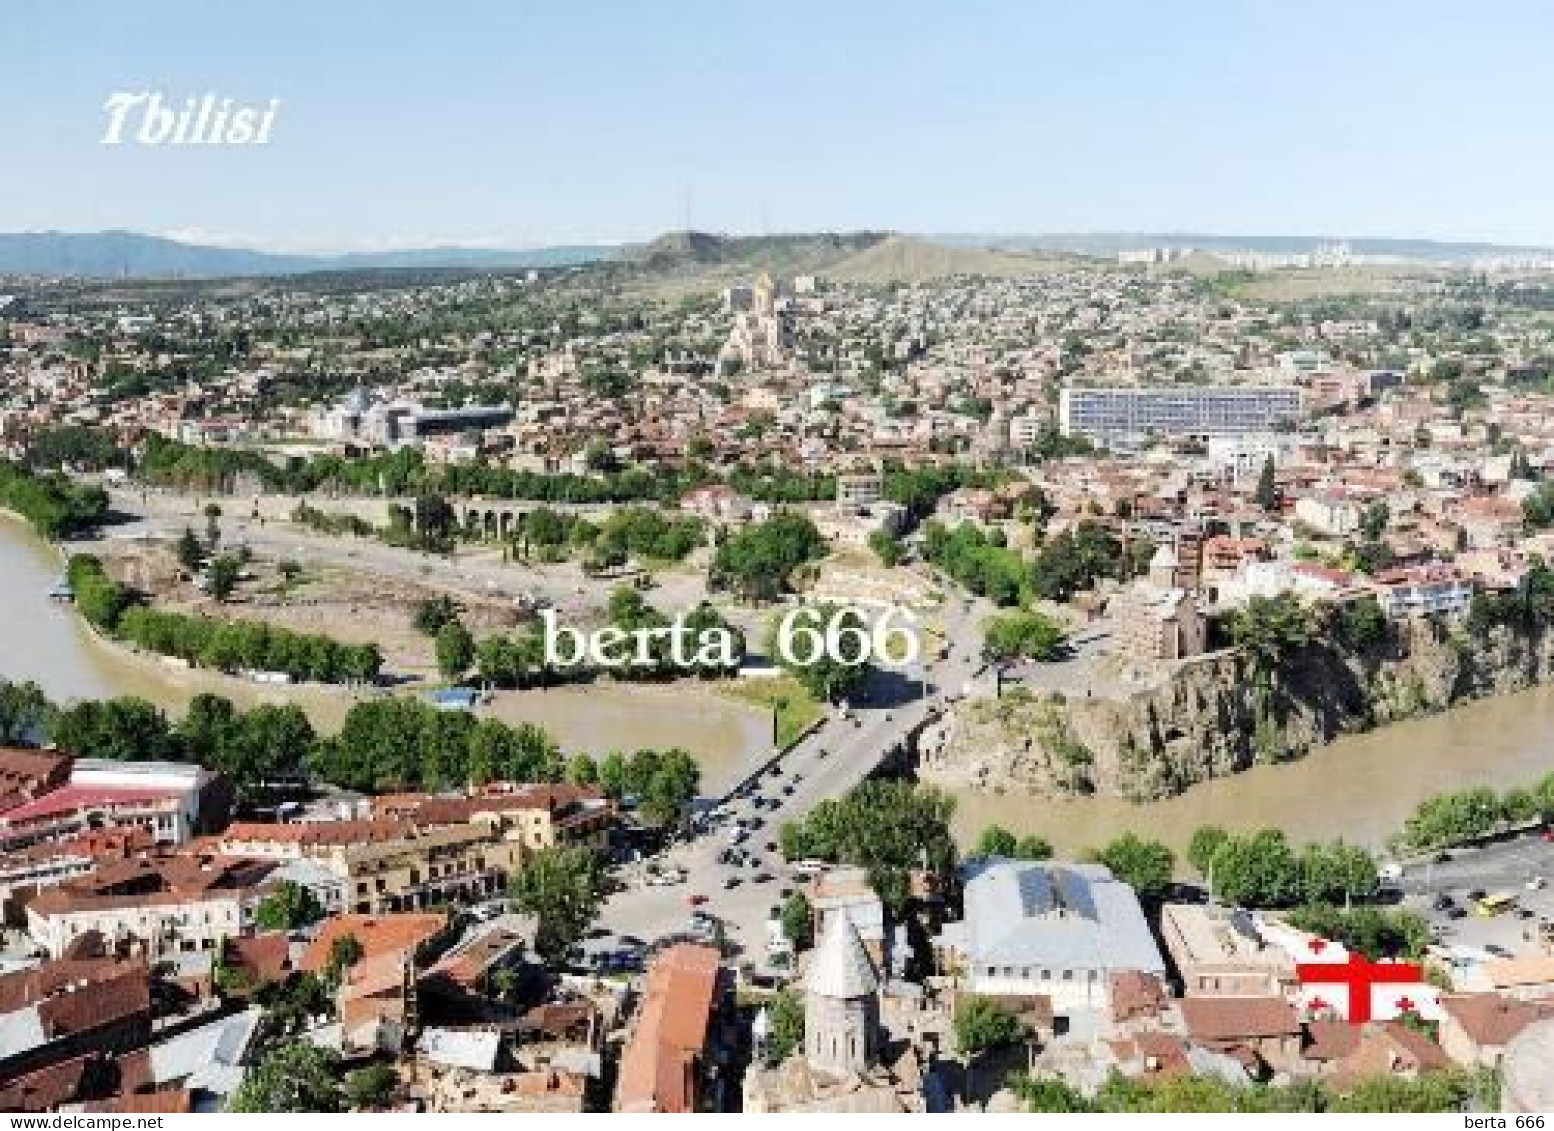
(1227, 593), (1312, 682)
(255, 881), (325, 931)
(770, 604), (872, 704)
(0, 679), (53, 745)
(435, 620), (476, 681)
(1092, 833), (1174, 899)
(868, 527), (904, 567)
(508, 846), (604, 962)
(206, 554), (241, 602)
(228, 1040), (344, 1113)
(1254, 457), (1278, 511)
(711, 511), (826, 602)
(598, 750), (628, 798)
(982, 610), (1067, 662)
(1210, 828), (1302, 907)
(176, 526), (205, 573)
(780, 891), (813, 950)
(630, 748), (701, 829)
(765, 988), (805, 1063)
(325, 934), (365, 985)
(1015, 834), (1053, 861)
(1299, 841), (1379, 905)
(49, 696), (176, 762)
(412, 595), (459, 636)
(221, 703), (315, 797)
(1359, 500), (1390, 541)
(779, 781), (958, 916)
(954, 995), (1025, 1055)
(1013, 1073), (1094, 1113)
(974, 824), (1018, 858)
(343, 1064), (399, 1110)
(1188, 824), (1230, 881)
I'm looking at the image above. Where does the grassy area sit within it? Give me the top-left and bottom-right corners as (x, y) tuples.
(719, 674), (824, 749)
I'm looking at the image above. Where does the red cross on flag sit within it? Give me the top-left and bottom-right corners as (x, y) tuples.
(1295, 948), (1443, 1024)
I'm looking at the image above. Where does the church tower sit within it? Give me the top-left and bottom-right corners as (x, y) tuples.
(804, 912), (880, 1076)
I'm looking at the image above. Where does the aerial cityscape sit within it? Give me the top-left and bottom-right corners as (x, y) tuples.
(2, 0), (1553, 1118)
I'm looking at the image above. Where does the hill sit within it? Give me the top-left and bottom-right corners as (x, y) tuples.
(0, 230), (616, 279)
(827, 235), (1088, 283)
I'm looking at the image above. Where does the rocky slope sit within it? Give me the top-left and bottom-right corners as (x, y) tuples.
(918, 617), (1552, 801)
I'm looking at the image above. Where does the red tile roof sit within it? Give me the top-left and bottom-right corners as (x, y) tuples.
(1180, 995), (1300, 1041)
(616, 944), (721, 1113)
(299, 913), (446, 973)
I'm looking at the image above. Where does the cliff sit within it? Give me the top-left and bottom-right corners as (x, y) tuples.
(918, 616), (1553, 801)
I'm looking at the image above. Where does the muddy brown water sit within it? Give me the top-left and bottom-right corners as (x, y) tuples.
(0, 514), (767, 792)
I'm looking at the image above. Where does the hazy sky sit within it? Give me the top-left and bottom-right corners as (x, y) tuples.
(5, 0), (1554, 250)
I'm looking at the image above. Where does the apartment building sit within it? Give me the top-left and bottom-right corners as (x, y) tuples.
(1059, 385), (1301, 443)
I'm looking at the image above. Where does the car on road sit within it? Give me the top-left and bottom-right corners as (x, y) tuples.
(753, 872), (774, 884)
(687, 893), (708, 906)
(1528, 875), (1546, 891)
(1432, 894), (1455, 911)
(1468, 888), (1488, 902)
(1485, 944), (1513, 958)
(723, 876), (742, 889)
(1435, 851), (1453, 863)
(1446, 905), (1468, 919)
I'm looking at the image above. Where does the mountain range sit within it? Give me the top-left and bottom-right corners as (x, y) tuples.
(0, 230), (617, 279)
(3, 228), (1550, 281)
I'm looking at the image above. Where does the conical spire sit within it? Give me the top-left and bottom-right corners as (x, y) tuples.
(805, 911), (878, 1000)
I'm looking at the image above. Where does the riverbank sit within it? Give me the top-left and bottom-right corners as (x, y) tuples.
(944, 682), (1554, 856)
(0, 514), (773, 788)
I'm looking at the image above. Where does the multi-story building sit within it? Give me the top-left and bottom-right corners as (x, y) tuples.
(373, 784), (616, 851)
(1371, 565), (1474, 620)
(24, 855), (278, 960)
(1059, 385), (1301, 444)
(0, 760), (228, 853)
(1159, 903), (1298, 997)
(214, 818), (528, 915)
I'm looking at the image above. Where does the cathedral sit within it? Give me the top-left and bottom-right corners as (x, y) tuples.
(719, 273), (792, 374)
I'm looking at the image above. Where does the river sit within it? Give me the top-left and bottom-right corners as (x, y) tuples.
(949, 686), (1554, 857)
(3, 514), (1548, 833)
(0, 514), (767, 792)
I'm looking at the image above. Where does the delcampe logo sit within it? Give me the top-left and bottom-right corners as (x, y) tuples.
(101, 92), (279, 146)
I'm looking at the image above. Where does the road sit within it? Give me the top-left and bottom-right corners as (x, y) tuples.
(1392, 831), (1554, 956)
(94, 484), (996, 964)
(588, 588), (991, 966)
(96, 485), (697, 620)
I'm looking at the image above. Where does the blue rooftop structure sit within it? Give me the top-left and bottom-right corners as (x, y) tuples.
(426, 687), (480, 711)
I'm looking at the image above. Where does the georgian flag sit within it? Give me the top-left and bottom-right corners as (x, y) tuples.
(1294, 937), (1443, 1023)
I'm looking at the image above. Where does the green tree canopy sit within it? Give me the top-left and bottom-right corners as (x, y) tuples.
(508, 845), (604, 962)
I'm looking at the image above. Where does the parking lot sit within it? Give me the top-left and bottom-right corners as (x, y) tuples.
(1392, 830), (1554, 956)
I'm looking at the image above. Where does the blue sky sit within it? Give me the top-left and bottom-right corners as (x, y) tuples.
(4, 0), (1554, 250)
